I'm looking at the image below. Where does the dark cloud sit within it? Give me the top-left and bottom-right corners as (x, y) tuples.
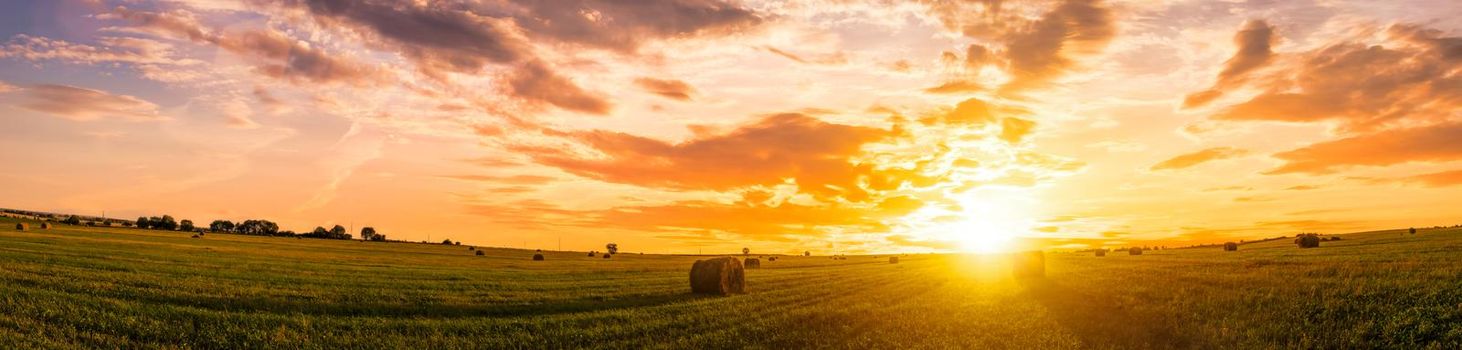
(510, 0), (762, 52)
(634, 77), (696, 101)
(1267, 123), (1462, 175)
(506, 60), (612, 115)
(19, 84), (161, 121)
(257, 0), (763, 114)
(999, 0), (1116, 91)
(1151, 147), (1247, 171)
(1184, 19), (1276, 108)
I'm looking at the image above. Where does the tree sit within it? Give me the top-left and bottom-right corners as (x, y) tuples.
(742, 247), (750, 255)
(136, 217), (151, 229)
(179, 220), (195, 232)
(370, 233), (386, 241)
(804, 251), (811, 257)
(209, 220), (235, 232)
(62, 215), (82, 225)
(330, 225), (350, 240)
(360, 227), (377, 241)
(237, 220), (280, 236)
(156, 215), (178, 231)
(442, 239), (453, 245)
(312, 226), (329, 236)
(606, 243), (619, 255)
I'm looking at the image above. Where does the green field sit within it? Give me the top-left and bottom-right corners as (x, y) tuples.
(2, 216), (1460, 349)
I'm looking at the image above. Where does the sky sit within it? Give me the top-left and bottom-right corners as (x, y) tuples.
(0, 0), (1458, 254)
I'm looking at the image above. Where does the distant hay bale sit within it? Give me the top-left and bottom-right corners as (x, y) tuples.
(1330, 236), (1341, 241)
(744, 258), (760, 268)
(1224, 242), (1239, 251)
(40, 223), (51, 229)
(689, 257), (746, 295)
(889, 256), (899, 264)
(191, 234), (200, 238)
(1011, 251), (1045, 278)
(768, 256), (777, 262)
(1129, 247), (1143, 255)
(476, 250), (485, 256)
(603, 254), (612, 259)
(533, 254), (545, 261)
(1094, 249), (1106, 257)
(588, 252), (597, 257)
(468, 246), (475, 251)
(1296, 235), (1321, 248)
(15, 223), (27, 231)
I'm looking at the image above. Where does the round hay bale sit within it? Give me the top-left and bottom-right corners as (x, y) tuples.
(1296, 235), (1320, 248)
(468, 246), (475, 251)
(889, 256), (899, 264)
(15, 223), (27, 231)
(689, 257), (745, 295)
(532, 253), (545, 261)
(1128, 247), (1143, 255)
(191, 234), (200, 238)
(602, 254), (612, 259)
(768, 256), (777, 262)
(744, 258), (760, 268)
(1094, 249), (1107, 257)
(40, 223), (51, 229)
(1223, 242), (1239, 251)
(588, 252), (597, 257)
(475, 250), (485, 256)
(1012, 251), (1045, 278)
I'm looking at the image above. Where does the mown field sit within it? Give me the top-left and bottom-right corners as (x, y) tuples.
(1, 216), (1460, 349)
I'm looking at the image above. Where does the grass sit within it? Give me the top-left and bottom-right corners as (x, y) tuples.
(1, 216), (1460, 349)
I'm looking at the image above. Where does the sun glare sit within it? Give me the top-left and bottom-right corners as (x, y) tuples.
(947, 188), (1038, 254)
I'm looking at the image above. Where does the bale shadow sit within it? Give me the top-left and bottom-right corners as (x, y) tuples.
(1018, 277), (1193, 349)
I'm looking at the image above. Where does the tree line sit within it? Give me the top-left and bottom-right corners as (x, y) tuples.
(123, 214), (386, 241)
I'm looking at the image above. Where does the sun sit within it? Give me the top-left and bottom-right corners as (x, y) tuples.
(947, 188), (1038, 254)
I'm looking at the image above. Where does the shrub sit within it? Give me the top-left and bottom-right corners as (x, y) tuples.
(689, 257), (745, 295)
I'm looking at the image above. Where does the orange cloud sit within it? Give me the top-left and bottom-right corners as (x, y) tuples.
(526, 113), (892, 201)
(19, 84), (162, 121)
(634, 77), (696, 101)
(1399, 170), (1462, 187)
(1267, 123), (1462, 174)
(1151, 147), (1248, 171)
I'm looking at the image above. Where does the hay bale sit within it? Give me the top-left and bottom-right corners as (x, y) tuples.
(533, 254), (545, 261)
(476, 250), (485, 256)
(1296, 235), (1320, 248)
(468, 246), (475, 251)
(768, 256), (777, 262)
(40, 223), (51, 229)
(1094, 249), (1106, 257)
(15, 223), (27, 231)
(744, 258), (760, 268)
(1128, 247), (1143, 255)
(1012, 251), (1045, 278)
(588, 252), (597, 257)
(602, 254), (612, 259)
(1224, 242), (1239, 251)
(689, 257), (746, 295)
(191, 234), (200, 239)
(889, 256), (899, 264)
